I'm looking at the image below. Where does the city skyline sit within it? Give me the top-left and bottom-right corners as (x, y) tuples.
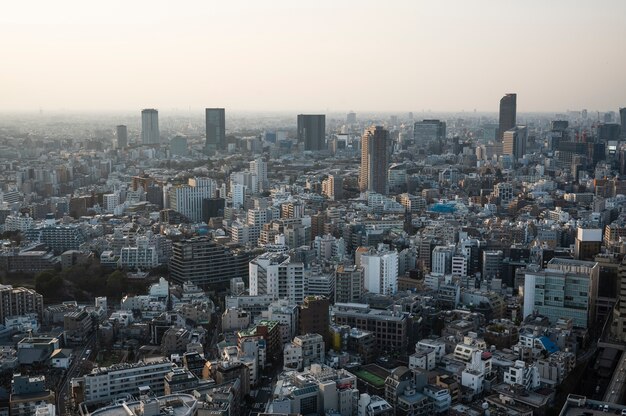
(1, 0), (625, 112)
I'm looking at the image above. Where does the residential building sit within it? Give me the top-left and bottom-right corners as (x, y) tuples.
(249, 252), (305, 304)
(360, 126), (390, 195)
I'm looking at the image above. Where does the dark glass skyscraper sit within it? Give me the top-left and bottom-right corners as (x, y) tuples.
(620, 107), (626, 139)
(359, 126), (389, 195)
(498, 93), (517, 141)
(205, 108), (226, 153)
(297, 114), (326, 151)
(116, 125), (127, 149)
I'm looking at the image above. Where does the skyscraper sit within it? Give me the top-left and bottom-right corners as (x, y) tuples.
(413, 119), (446, 142)
(297, 114), (326, 151)
(498, 93), (517, 141)
(205, 108), (226, 153)
(620, 107), (626, 139)
(359, 126), (390, 195)
(141, 109), (160, 145)
(502, 126), (528, 160)
(116, 125), (127, 149)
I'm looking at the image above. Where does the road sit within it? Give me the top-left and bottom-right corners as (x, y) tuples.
(57, 332), (97, 415)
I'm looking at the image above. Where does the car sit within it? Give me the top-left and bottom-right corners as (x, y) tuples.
(621, 409), (626, 416)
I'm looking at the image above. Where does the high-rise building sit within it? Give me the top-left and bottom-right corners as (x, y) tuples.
(335, 264), (363, 304)
(322, 175), (343, 201)
(347, 112), (357, 124)
(502, 126), (528, 160)
(141, 109), (160, 145)
(574, 228), (602, 261)
(249, 158), (268, 191)
(619, 107), (626, 139)
(0, 285), (44, 323)
(249, 253), (305, 304)
(170, 136), (188, 157)
(116, 125), (128, 149)
(413, 120), (446, 142)
(169, 236), (250, 287)
(205, 108), (226, 153)
(360, 245), (398, 296)
(523, 259), (599, 329)
(299, 295), (330, 346)
(498, 93), (517, 141)
(167, 177), (217, 223)
(359, 126), (390, 195)
(297, 114), (326, 151)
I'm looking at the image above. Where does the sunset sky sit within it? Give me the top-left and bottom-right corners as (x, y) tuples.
(1, 0), (625, 113)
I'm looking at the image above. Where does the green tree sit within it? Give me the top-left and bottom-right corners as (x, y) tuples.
(106, 270), (126, 298)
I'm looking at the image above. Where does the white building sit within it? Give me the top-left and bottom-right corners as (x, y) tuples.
(119, 236), (158, 269)
(3, 214), (34, 232)
(249, 253), (305, 304)
(360, 245), (398, 296)
(75, 359), (174, 403)
(431, 245), (454, 275)
(103, 193), (120, 213)
(168, 177), (216, 223)
(249, 158), (268, 191)
(504, 360), (540, 390)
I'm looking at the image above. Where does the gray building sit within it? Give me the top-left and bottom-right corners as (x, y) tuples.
(297, 114), (326, 151)
(498, 93), (517, 141)
(141, 109), (160, 145)
(116, 125), (127, 149)
(205, 108), (226, 153)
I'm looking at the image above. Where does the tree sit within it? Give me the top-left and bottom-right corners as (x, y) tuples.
(106, 271), (126, 298)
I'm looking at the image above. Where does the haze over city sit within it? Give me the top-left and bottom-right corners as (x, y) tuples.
(3, 2), (626, 416)
(1, 0), (625, 113)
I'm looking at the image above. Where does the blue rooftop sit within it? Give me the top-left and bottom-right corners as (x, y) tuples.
(539, 336), (559, 354)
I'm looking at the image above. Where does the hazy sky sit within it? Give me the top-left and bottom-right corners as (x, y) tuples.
(1, 0), (625, 113)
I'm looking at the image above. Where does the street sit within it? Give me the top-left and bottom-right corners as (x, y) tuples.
(56, 332), (97, 415)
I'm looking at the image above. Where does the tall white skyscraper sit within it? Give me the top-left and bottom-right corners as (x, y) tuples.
(141, 108), (160, 145)
(360, 244), (398, 295)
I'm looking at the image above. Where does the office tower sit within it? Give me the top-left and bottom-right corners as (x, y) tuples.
(502, 126), (528, 160)
(297, 114), (326, 151)
(169, 236), (250, 287)
(523, 259), (599, 328)
(574, 228), (602, 260)
(360, 245), (398, 295)
(170, 136), (188, 157)
(72, 360), (175, 403)
(141, 109), (160, 145)
(335, 264), (363, 304)
(205, 108), (226, 153)
(482, 250), (503, 280)
(298, 295), (331, 346)
(597, 123), (621, 142)
(620, 108), (626, 139)
(347, 111), (357, 124)
(116, 125), (128, 149)
(167, 177), (217, 223)
(359, 126), (390, 194)
(202, 197), (225, 221)
(498, 93), (517, 141)
(613, 258), (626, 341)
(431, 245), (454, 275)
(413, 120), (446, 142)
(250, 158), (268, 191)
(249, 253), (305, 304)
(322, 174), (343, 201)
(331, 303), (408, 352)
